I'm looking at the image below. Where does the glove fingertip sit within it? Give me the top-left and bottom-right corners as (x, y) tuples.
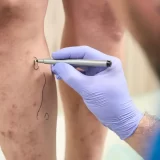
(52, 52), (60, 59)
(51, 65), (57, 74)
(53, 63), (70, 76)
(56, 75), (62, 80)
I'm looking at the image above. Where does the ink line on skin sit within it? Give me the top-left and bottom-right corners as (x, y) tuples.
(33, 57), (49, 120)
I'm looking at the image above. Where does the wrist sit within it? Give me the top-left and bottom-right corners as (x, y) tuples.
(127, 113), (160, 138)
(125, 113), (160, 158)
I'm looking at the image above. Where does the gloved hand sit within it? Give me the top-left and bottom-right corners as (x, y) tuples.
(51, 46), (143, 140)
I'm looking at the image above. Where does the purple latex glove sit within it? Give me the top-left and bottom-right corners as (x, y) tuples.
(52, 46), (143, 140)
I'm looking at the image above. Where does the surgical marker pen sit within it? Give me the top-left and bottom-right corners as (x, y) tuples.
(35, 59), (112, 67)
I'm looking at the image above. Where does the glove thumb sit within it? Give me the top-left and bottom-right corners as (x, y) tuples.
(52, 63), (85, 92)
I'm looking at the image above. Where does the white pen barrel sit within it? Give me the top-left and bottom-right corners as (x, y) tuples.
(37, 59), (112, 67)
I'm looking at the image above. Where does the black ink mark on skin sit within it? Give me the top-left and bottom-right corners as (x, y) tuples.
(34, 57), (39, 70)
(33, 57), (49, 120)
(36, 73), (47, 120)
(44, 113), (49, 120)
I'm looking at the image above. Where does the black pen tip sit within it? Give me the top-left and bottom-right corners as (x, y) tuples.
(34, 59), (38, 63)
(107, 61), (112, 67)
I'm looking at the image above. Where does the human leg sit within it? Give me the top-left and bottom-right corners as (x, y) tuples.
(60, 0), (124, 159)
(0, 1), (57, 160)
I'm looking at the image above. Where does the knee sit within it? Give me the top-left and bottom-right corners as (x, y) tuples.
(63, 0), (111, 20)
(62, 0), (97, 20)
(0, 0), (21, 9)
(0, 0), (31, 29)
(0, 0), (22, 21)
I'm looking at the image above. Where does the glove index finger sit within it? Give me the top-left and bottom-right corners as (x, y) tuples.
(52, 62), (86, 93)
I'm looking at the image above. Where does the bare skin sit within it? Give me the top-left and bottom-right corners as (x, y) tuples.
(0, 1), (57, 160)
(60, 0), (124, 159)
